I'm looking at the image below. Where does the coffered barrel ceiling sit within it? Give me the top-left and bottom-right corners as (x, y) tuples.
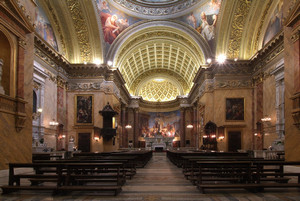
(35, 0), (282, 102)
(107, 21), (209, 100)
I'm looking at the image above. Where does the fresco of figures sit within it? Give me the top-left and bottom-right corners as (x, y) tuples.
(35, 1), (58, 51)
(263, 0), (283, 46)
(141, 111), (180, 138)
(96, 0), (141, 47)
(96, 0), (222, 52)
(180, 0), (222, 51)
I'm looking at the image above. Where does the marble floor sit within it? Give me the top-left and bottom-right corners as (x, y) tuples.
(1, 152), (300, 201)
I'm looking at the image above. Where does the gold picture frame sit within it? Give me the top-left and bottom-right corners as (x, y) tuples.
(225, 98), (245, 121)
(75, 94), (94, 125)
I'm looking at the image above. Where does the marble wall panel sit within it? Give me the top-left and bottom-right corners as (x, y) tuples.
(263, 76), (277, 148)
(43, 79), (57, 129)
(284, 24), (300, 161)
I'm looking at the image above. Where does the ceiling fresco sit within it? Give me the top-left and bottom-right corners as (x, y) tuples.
(97, 0), (221, 52)
(262, 0), (283, 46)
(34, 0), (284, 102)
(35, 1), (58, 51)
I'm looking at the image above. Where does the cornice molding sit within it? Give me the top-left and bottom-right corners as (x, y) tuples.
(211, 60), (252, 76)
(67, 64), (108, 78)
(250, 32), (284, 74)
(0, 0), (34, 36)
(34, 37), (69, 73)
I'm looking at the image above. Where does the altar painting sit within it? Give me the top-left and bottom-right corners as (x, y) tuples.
(142, 111), (180, 138)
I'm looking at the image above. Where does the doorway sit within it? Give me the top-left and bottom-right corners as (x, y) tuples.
(228, 131), (241, 152)
(78, 133), (91, 152)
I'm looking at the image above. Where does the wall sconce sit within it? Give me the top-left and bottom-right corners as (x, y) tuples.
(125, 124), (132, 129)
(218, 126), (225, 141)
(261, 115), (271, 122)
(49, 119), (59, 126)
(186, 124), (193, 128)
(94, 136), (100, 142)
(32, 108), (43, 120)
(58, 134), (66, 140)
(219, 136), (225, 141)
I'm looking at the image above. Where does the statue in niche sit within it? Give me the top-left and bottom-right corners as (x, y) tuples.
(0, 59), (5, 94)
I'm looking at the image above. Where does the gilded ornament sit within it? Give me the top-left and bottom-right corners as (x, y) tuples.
(291, 28), (300, 43)
(227, 0), (251, 59)
(66, 0), (91, 62)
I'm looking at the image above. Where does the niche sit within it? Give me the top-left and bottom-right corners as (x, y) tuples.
(0, 31), (11, 96)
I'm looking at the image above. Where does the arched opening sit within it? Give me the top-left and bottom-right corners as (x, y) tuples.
(0, 30), (11, 96)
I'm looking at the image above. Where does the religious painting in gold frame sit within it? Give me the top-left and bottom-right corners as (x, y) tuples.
(75, 95), (94, 125)
(225, 98), (244, 121)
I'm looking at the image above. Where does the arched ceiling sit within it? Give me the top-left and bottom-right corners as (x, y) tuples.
(110, 23), (207, 97)
(36, 0), (282, 102)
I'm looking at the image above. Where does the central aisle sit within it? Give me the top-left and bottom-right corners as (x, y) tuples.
(122, 152), (199, 196)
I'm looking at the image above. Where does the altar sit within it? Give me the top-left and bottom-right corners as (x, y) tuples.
(144, 135), (174, 151)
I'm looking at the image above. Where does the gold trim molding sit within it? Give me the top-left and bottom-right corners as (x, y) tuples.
(227, 0), (252, 59)
(66, 0), (91, 62)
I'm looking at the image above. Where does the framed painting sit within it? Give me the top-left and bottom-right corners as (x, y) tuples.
(75, 95), (93, 125)
(225, 98), (244, 121)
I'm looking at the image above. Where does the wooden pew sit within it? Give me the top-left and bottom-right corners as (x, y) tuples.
(32, 159), (131, 182)
(166, 150), (249, 168)
(196, 160), (300, 193)
(1, 162), (124, 195)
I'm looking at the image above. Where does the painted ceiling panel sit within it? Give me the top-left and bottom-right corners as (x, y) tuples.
(35, 0), (284, 102)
